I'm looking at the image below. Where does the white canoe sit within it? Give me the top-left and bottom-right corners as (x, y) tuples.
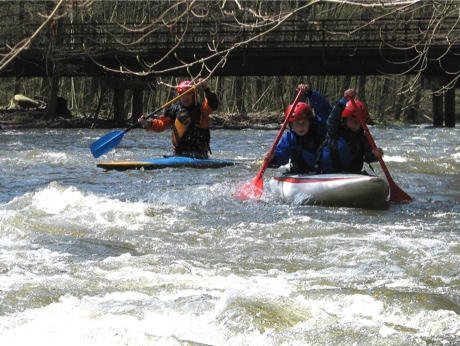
(269, 173), (390, 208)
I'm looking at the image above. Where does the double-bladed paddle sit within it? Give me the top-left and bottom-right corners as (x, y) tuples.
(234, 88), (304, 199)
(90, 85), (196, 158)
(350, 98), (412, 202)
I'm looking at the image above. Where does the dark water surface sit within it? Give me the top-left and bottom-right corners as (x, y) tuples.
(0, 126), (459, 345)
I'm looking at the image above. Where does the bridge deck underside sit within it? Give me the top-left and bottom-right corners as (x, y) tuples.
(3, 46), (458, 79)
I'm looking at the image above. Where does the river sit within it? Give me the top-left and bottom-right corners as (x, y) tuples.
(0, 125), (459, 345)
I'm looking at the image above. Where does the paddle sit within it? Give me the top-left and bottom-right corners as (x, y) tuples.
(350, 98), (412, 202)
(234, 88), (304, 199)
(90, 85), (196, 158)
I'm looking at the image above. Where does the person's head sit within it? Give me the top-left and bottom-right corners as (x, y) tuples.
(177, 80), (196, 107)
(341, 100), (369, 132)
(285, 102), (314, 136)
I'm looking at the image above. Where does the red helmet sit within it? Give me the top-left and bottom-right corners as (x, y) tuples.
(285, 102), (313, 122)
(342, 100), (369, 122)
(177, 80), (195, 94)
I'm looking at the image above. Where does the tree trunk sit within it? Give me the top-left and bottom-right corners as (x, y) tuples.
(44, 8), (64, 120)
(405, 84), (422, 123)
(13, 77), (21, 96)
(394, 91), (405, 121)
(358, 75), (367, 104)
(235, 77), (246, 115)
(113, 89), (125, 124)
(342, 76), (352, 91)
(45, 65), (60, 120)
(377, 77), (390, 121)
(131, 89), (143, 125)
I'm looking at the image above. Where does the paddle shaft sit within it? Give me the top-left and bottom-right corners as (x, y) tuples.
(350, 99), (412, 202)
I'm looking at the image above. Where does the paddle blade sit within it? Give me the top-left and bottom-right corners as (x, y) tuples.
(234, 175), (264, 199)
(90, 130), (125, 158)
(376, 157), (412, 203)
(388, 179), (413, 202)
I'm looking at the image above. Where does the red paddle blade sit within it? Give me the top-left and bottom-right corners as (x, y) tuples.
(377, 158), (412, 203)
(234, 175), (263, 199)
(388, 180), (413, 202)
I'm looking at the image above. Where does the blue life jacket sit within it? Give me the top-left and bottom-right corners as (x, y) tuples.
(289, 133), (320, 173)
(269, 129), (323, 174)
(319, 136), (364, 173)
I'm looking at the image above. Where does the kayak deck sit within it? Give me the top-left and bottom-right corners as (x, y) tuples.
(97, 156), (239, 171)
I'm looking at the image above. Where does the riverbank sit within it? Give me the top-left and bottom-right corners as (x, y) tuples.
(0, 108), (283, 130)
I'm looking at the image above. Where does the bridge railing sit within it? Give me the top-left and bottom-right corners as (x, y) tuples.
(2, 17), (460, 56)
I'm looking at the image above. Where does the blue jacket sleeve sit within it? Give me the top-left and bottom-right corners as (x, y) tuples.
(308, 90), (332, 139)
(326, 100), (346, 143)
(268, 132), (294, 168)
(363, 136), (379, 163)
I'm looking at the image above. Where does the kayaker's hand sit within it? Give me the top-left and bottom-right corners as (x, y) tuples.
(197, 78), (208, 90)
(343, 89), (356, 100)
(264, 152), (274, 162)
(138, 115), (150, 128)
(373, 147), (384, 158)
(297, 84), (310, 93)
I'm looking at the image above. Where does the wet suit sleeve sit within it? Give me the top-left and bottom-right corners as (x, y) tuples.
(268, 132), (293, 168)
(145, 115), (173, 133)
(307, 90), (333, 139)
(203, 88), (219, 111)
(326, 99), (347, 143)
(363, 136), (379, 163)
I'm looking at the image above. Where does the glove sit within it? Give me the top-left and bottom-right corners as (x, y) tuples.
(343, 89), (356, 100)
(198, 78), (208, 90)
(138, 115), (150, 128)
(297, 84), (310, 93)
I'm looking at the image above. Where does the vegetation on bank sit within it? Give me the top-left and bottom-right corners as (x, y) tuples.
(0, 95), (432, 130)
(0, 105), (285, 129)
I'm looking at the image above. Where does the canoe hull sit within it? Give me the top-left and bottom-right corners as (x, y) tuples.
(269, 173), (390, 208)
(97, 156), (238, 171)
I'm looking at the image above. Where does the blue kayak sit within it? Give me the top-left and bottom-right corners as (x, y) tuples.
(97, 156), (240, 171)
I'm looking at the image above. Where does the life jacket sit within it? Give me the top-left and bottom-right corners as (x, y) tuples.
(171, 101), (212, 155)
(317, 135), (364, 173)
(289, 132), (321, 173)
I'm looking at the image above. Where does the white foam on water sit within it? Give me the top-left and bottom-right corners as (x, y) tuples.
(383, 155), (407, 162)
(0, 251), (459, 346)
(4, 182), (154, 233)
(453, 151), (460, 161)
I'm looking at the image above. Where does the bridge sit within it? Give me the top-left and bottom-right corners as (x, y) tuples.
(3, 17), (460, 77)
(1, 16), (459, 126)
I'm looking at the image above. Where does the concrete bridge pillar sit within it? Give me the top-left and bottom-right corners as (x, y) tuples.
(432, 93), (444, 127)
(444, 87), (455, 127)
(423, 76), (456, 127)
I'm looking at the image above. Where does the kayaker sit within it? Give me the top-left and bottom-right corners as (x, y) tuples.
(316, 89), (383, 174)
(138, 78), (218, 159)
(264, 84), (332, 174)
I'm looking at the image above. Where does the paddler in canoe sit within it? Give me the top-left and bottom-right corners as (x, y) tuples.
(138, 78), (219, 159)
(316, 89), (384, 174)
(263, 84), (332, 174)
